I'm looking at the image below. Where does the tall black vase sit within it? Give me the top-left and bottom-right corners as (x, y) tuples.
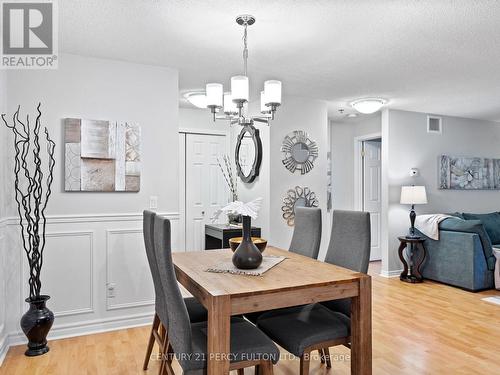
(232, 215), (263, 269)
(20, 295), (54, 356)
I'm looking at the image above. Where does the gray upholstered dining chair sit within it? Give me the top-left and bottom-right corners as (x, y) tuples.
(256, 210), (371, 375)
(318, 209), (371, 368)
(142, 210), (208, 373)
(244, 207), (322, 326)
(322, 210), (371, 316)
(289, 207), (322, 259)
(153, 215), (280, 375)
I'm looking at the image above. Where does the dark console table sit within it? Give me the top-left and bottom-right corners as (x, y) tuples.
(205, 224), (261, 250)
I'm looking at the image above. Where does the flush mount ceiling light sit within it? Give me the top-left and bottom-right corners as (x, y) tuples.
(202, 15), (282, 126)
(350, 98), (387, 114)
(346, 113), (358, 118)
(184, 92), (207, 109)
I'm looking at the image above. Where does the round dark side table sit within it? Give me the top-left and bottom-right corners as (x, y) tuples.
(397, 236), (427, 283)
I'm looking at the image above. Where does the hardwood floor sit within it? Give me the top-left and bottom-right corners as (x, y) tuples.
(1, 262), (499, 375)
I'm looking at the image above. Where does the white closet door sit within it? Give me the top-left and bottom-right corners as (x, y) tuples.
(363, 140), (382, 261)
(185, 133), (227, 251)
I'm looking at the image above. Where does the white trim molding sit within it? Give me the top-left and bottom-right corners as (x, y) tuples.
(19, 230), (96, 319)
(179, 127), (229, 137)
(4, 211), (179, 226)
(105, 228), (155, 311)
(353, 132), (382, 211)
(0, 326), (8, 367)
(379, 269), (403, 278)
(5, 311), (154, 350)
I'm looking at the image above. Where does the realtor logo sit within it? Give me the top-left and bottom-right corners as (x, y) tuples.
(1, 0), (58, 69)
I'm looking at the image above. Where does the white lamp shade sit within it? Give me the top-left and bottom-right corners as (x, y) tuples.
(231, 76), (249, 102)
(400, 186), (428, 205)
(206, 83), (223, 107)
(260, 91), (270, 113)
(223, 92), (237, 114)
(350, 98), (387, 114)
(264, 80), (282, 105)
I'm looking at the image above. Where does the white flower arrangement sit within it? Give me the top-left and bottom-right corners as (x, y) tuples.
(211, 198), (263, 222)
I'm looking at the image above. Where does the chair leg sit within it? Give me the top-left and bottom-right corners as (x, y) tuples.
(260, 361), (274, 375)
(159, 329), (174, 375)
(319, 349), (325, 364)
(323, 347), (332, 369)
(143, 313), (160, 370)
(300, 352), (310, 375)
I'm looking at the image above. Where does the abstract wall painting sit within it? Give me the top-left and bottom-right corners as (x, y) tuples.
(64, 118), (141, 192)
(439, 155), (500, 190)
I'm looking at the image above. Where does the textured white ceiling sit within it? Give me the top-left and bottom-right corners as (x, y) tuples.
(61, 0), (500, 121)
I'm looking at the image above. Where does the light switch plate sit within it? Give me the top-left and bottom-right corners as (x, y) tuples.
(149, 196), (158, 209)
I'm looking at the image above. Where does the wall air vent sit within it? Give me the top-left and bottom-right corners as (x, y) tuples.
(427, 115), (442, 134)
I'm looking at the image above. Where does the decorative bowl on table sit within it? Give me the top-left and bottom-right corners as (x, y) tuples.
(229, 237), (267, 253)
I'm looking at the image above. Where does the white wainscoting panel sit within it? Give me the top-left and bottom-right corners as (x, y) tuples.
(1, 212), (179, 366)
(0, 222), (7, 365)
(22, 231), (94, 317)
(106, 229), (155, 310)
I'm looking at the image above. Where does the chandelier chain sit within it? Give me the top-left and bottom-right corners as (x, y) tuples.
(242, 23), (248, 76)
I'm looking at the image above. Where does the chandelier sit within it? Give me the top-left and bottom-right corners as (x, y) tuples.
(204, 15), (282, 126)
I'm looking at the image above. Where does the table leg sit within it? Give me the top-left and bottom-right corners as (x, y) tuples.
(397, 242), (409, 279)
(207, 295), (231, 375)
(351, 275), (372, 375)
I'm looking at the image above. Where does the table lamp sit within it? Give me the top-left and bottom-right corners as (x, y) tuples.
(400, 185), (428, 238)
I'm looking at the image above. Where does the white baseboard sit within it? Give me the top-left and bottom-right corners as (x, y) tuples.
(0, 312), (154, 367)
(379, 269), (403, 278)
(0, 330), (8, 368)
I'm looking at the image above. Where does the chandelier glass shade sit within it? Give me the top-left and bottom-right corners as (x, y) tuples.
(184, 92), (207, 109)
(204, 15), (282, 125)
(350, 98), (387, 114)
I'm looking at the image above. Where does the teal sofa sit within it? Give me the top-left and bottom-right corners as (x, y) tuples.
(417, 213), (497, 291)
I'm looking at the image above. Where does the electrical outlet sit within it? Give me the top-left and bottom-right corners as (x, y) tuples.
(149, 196), (158, 209)
(107, 283), (116, 298)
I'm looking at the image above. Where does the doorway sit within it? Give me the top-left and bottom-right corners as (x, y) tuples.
(354, 134), (382, 261)
(179, 131), (229, 251)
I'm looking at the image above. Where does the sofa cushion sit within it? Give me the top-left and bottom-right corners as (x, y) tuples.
(448, 212), (465, 219)
(439, 217), (495, 270)
(462, 212), (500, 245)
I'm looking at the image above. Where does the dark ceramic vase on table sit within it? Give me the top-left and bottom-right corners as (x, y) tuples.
(232, 215), (263, 269)
(20, 295), (54, 356)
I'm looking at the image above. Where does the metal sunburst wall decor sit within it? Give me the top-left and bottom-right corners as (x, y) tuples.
(281, 130), (319, 174)
(281, 186), (319, 226)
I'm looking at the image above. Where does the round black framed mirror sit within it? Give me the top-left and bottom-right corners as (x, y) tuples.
(235, 125), (262, 183)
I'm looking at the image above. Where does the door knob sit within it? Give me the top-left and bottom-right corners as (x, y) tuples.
(201, 211), (205, 215)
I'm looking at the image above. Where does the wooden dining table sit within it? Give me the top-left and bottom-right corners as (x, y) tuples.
(173, 246), (372, 375)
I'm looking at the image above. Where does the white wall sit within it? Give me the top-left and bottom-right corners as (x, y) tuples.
(6, 53), (179, 215)
(383, 109), (500, 273)
(229, 101), (271, 239)
(1, 54), (180, 357)
(269, 96), (329, 259)
(0, 69), (8, 364)
(179, 107), (230, 134)
(330, 115), (381, 210)
(223, 97), (327, 255)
